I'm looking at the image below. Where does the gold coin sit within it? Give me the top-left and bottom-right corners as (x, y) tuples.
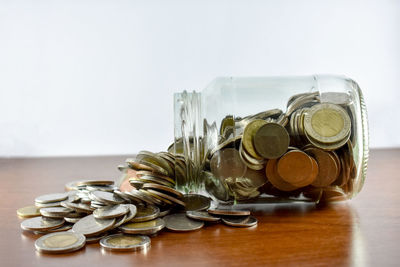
(100, 234), (150, 251)
(119, 218), (165, 235)
(304, 103), (351, 144)
(17, 205), (41, 218)
(35, 232), (86, 254)
(242, 119), (266, 159)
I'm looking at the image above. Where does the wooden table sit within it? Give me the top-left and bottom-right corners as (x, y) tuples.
(1, 148), (399, 266)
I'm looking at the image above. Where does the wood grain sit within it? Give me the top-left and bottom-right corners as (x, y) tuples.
(0, 149), (399, 266)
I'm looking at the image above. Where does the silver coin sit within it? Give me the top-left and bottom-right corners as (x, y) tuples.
(93, 204), (129, 219)
(164, 213), (204, 232)
(34, 224), (73, 234)
(40, 207), (73, 218)
(35, 201), (63, 208)
(35, 232), (86, 254)
(146, 189), (185, 207)
(21, 217), (65, 231)
(61, 202), (93, 213)
(113, 214), (129, 229)
(119, 218), (165, 235)
(222, 216), (258, 227)
(72, 214), (115, 237)
(182, 194), (211, 211)
(131, 205), (160, 222)
(121, 204), (137, 224)
(114, 190), (134, 202)
(90, 191), (125, 205)
(35, 193), (69, 204)
(100, 234), (150, 252)
(186, 211), (220, 222)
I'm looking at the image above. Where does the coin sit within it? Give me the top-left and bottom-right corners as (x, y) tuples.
(90, 191), (125, 205)
(131, 205), (160, 222)
(100, 234), (150, 252)
(35, 201), (63, 208)
(253, 123), (290, 159)
(17, 205), (41, 218)
(210, 148), (247, 180)
(122, 204), (138, 223)
(72, 215), (115, 237)
(289, 156), (318, 188)
(265, 159), (298, 191)
(93, 204), (129, 219)
(164, 213), (204, 232)
(146, 189), (185, 207)
(186, 211), (220, 222)
(40, 207), (73, 218)
(304, 103), (351, 144)
(35, 232), (86, 254)
(34, 223), (74, 234)
(136, 151), (174, 177)
(35, 193), (68, 204)
(61, 202), (93, 214)
(142, 183), (183, 198)
(242, 119), (266, 159)
(119, 218), (165, 235)
(222, 216), (258, 227)
(21, 216), (65, 231)
(182, 194), (211, 211)
(305, 147), (339, 187)
(207, 209), (250, 216)
(277, 150), (314, 185)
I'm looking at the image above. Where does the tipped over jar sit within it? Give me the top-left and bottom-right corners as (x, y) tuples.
(173, 75), (369, 204)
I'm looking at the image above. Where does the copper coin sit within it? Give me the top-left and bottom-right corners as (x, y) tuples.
(277, 150), (314, 185)
(254, 123), (290, 159)
(304, 147), (339, 187)
(265, 159), (298, 191)
(290, 157), (319, 188)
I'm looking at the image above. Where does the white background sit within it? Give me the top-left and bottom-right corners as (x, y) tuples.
(0, 0), (399, 157)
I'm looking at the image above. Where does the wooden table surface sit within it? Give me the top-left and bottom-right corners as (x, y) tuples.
(0, 148), (399, 267)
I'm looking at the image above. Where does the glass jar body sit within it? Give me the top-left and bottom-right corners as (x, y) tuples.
(173, 75), (368, 204)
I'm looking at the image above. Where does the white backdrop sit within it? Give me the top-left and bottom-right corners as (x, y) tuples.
(0, 0), (399, 157)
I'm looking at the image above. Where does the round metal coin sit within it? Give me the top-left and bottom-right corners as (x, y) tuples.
(93, 204), (129, 219)
(207, 209), (250, 216)
(35, 193), (68, 204)
(254, 123), (290, 159)
(131, 205), (160, 222)
(100, 234), (150, 252)
(72, 215), (115, 237)
(222, 216), (258, 227)
(182, 194), (211, 211)
(186, 211), (220, 222)
(35, 232), (86, 254)
(119, 218), (165, 235)
(17, 205), (41, 218)
(21, 217), (65, 231)
(164, 213), (204, 232)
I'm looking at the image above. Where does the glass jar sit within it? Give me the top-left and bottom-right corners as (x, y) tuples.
(173, 75), (369, 204)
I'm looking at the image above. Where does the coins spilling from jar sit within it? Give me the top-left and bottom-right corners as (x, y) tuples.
(205, 91), (356, 203)
(18, 175), (257, 254)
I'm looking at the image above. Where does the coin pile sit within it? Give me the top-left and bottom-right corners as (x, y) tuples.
(18, 179), (257, 254)
(205, 91), (356, 203)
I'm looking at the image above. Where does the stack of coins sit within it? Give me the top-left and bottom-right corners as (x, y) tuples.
(18, 178), (256, 254)
(204, 91), (356, 203)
